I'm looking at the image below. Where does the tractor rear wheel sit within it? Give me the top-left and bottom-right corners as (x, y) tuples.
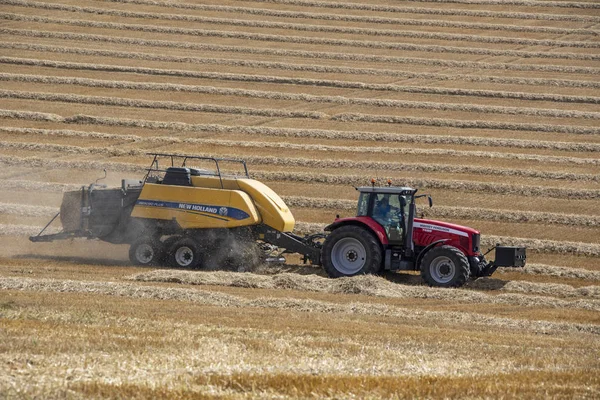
(322, 225), (382, 278)
(420, 245), (470, 288)
(129, 236), (161, 266)
(168, 238), (202, 269)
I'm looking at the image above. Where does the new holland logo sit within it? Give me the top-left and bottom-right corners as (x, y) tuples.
(136, 199), (249, 220)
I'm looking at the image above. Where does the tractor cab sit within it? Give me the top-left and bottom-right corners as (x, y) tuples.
(356, 186), (417, 245)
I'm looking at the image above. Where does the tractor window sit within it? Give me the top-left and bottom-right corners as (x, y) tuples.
(372, 194), (409, 243)
(357, 193), (369, 216)
(372, 194), (393, 225)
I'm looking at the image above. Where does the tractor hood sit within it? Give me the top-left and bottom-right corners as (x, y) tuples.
(414, 218), (480, 237)
(413, 218), (481, 255)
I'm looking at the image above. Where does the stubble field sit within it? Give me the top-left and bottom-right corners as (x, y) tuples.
(0, 0), (599, 398)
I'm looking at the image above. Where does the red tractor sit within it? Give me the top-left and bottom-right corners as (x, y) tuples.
(319, 185), (525, 287)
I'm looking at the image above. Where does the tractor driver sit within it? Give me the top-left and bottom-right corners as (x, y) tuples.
(373, 195), (392, 221)
(373, 194), (405, 241)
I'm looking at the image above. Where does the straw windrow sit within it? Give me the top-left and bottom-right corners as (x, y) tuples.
(3, 73), (597, 119)
(1, 154), (598, 199)
(0, 109), (600, 153)
(0, 90), (596, 134)
(98, 0), (600, 34)
(4, 29), (598, 75)
(2, 275), (600, 334)
(238, 0), (600, 21)
(3, 47), (599, 89)
(1, 141), (598, 182)
(3, 127), (599, 166)
(6, 0), (599, 49)
(2, 111), (599, 152)
(0, 89), (326, 119)
(3, 13), (597, 61)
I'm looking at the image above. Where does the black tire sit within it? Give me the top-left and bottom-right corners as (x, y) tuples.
(129, 236), (161, 266)
(158, 236), (181, 264)
(321, 225), (382, 278)
(420, 245), (470, 288)
(167, 238), (202, 269)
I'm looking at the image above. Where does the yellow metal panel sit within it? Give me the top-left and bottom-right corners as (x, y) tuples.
(191, 175), (240, 190)
(237, 179), (295, 232)
(131, 183), (260, 229)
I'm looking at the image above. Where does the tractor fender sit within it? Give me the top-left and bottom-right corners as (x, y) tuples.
(416, 239), (450, 268)
(325, 216), (388, 246)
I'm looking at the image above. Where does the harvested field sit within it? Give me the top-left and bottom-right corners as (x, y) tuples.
(499, 263), (600, 281)
(5, 73), (600, 119)
(5, 1), (600, 49)
(3, 13), (598, 61)
(4, 47), (600, 89)
(1, 0), (599, 397)
(128, 269), (600, 306)
(3, 29), (598, 75)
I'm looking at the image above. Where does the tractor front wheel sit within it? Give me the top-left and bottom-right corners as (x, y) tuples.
(420, 245), (470, 288)
(322, 225), (382, 278)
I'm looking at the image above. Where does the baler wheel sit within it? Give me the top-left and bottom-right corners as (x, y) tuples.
(168, 238), (202, 269)
(129, 237), (161, 266)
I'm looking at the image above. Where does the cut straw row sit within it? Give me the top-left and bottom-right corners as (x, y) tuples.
(3, 126), (599, 166)
(3, 73), (597, 119)
(2, 13), (596, 61)
(1, 141), (598, 182)
(4, 56), (600, 100)
(1, 90), (597, 134)
(131, 271), (600, 310)
(0, 89), (326, 119)
(99, 0), (600, 29)
(2, 216), (599, 257)
(238, 0), (600, 21)
(3, 45), (599, 89)
(1, 275), (597, 334)
(2, 110), (599, 151)
(3, 29), (597, 75)
(331, 113), (600, 135)
(0, 109), (597, 151)
(7, 0), (598, 48)
(1, 154), (599, 200)
(4, 187), (598, 227)
(500, 263), (600, 281)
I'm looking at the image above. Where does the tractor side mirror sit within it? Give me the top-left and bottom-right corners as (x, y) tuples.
(416, 194), (433, 208)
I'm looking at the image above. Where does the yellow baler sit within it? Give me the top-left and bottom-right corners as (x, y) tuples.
(30, 154), (322, 269)
(131, 176), (294, 233)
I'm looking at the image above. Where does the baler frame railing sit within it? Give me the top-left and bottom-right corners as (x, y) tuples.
(144, 153), (250, 189)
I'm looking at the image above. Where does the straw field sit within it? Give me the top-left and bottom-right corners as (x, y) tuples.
(0, 0), (599, 398)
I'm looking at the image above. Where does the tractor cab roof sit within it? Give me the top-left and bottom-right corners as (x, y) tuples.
(356, 186), (417, 196)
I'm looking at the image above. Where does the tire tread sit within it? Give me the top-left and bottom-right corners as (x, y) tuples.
(420, 245), (470, 288)
(322, 225), (382, 278)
